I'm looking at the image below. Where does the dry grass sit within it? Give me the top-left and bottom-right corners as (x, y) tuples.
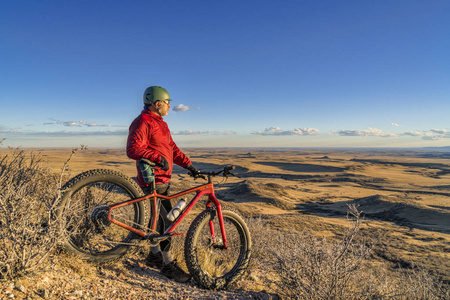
(246, 207), (449, 299)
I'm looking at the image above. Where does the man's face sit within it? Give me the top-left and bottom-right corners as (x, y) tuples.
(157, 100), (171, 117)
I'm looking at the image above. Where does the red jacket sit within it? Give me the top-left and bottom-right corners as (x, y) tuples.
(127, 109), (191, 187)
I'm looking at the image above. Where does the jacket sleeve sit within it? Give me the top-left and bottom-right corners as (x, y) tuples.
(126, 117), (161, 164)
(169, 133), (191, 168)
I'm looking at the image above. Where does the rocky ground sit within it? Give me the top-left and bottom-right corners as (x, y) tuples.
(1, 250), (277, 300)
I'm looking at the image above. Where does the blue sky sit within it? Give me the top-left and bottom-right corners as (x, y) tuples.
(1, 0), (449, 148)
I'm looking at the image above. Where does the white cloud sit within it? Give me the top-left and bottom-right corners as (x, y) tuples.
(173, 130), (205, 135)
(422, 135), (441, 141)
(430, 128), (449, 135)
(63, 121), (82, 127)
(0, 118), (127, 139)
(12, 129), (127, 136)
(402, 131), (424, 137)
(46, 130), (128, 136)
(44, 118), (124, 128)
(402, 129), (450, 140)
(252, 127), (319, 136)
(0, 125), (22, 134)
(84, 122), (113, 127)
(172, 130), (236, 135)
(172, 104), (190, 112)
(390, 122), (401, 127)
(336, 127), (397, 137)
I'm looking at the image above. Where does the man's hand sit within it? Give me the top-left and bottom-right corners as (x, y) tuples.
(186, 164), (202, 178)
(157, 156), (169, 171)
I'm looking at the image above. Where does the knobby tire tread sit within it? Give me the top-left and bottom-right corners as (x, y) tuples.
(57, 169), (148, 264)
(184, 207), (251, 290)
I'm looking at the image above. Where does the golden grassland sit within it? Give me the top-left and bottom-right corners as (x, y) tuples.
(20, 147), (450, 278)
(1, 146), (449, 298)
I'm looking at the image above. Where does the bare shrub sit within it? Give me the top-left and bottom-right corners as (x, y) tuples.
(386, 266), (450, 300)
(0, 149), (66, 280)
(246, 205), (449, 299)
(265, 206), (371, 299)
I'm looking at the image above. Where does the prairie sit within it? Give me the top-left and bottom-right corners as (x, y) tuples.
(1, 147), (449, 299)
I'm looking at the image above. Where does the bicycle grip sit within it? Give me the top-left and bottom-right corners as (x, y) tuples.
(225, 165), (235, 172)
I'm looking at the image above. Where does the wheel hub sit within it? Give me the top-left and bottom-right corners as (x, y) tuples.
(90, 205), (111, 232)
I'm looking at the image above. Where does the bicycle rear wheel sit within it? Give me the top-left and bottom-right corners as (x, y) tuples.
(56, 169), (147, 263)
(184, 207), (251, 290)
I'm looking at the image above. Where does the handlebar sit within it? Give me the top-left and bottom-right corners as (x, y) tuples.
(190, 165), (235, 181)
(139, 159), (235, 180)
(199, 165), (235, 177)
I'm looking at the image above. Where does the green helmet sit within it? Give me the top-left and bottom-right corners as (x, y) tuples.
(143, 86), (172, 106)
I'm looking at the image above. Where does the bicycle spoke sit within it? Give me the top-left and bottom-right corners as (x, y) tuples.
(185, 208), (251, 289)
(63, 179), (141, 254)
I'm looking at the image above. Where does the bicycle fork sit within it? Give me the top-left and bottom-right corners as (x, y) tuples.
(207, 194), (228, 250)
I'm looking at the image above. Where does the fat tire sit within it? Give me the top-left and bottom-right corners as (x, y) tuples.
(184, 207), (251, 290)
(56, 169), (148, 263)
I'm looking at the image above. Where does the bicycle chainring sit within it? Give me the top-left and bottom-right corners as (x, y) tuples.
(145, 231), (161, 247)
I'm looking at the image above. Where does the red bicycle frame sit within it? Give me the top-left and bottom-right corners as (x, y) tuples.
(106, 181), (228, 248)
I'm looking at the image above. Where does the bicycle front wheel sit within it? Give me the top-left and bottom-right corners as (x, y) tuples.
(185, 208), (251, 290)
(56, 169), (147, 263)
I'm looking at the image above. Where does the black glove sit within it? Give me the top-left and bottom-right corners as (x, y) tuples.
(186, 164), (200, 177)
(157, 156), (169, 171)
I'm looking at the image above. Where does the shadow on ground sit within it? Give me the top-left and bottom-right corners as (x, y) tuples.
(298, 195), (450, 234)
(253, 161), (348, 173)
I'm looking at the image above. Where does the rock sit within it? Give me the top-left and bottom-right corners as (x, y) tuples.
(6, 291), (14, 298)
(14, 283), (26, 293)
(5, 287), (14, 298)
(38, 289), (50, 299)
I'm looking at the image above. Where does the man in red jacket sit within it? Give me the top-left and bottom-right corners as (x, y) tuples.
(127, 86), (199, 283)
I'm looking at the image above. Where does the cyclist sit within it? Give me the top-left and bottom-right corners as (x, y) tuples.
(127, 86), (200, 283)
